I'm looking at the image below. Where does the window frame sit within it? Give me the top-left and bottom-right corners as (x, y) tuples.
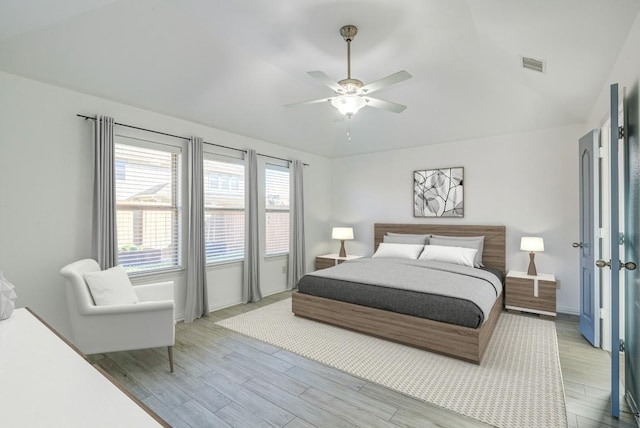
(203, 153), (246, 265)
(264, 163), (290, 257)
(114, 135), (183, 276)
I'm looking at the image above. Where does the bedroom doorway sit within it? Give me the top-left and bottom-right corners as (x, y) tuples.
(577, 129), (600, 347)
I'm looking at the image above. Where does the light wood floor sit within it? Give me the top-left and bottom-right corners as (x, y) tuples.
(91, 292), (639, 428)
(556, 313), (636, 427)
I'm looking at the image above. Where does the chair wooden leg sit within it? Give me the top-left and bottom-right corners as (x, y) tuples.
(167, 346), (174, 373)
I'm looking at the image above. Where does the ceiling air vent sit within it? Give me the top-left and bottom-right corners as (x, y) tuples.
(522, 56), (545, 73)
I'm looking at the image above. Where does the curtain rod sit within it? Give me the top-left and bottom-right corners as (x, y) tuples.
(77, 114), (309, 166)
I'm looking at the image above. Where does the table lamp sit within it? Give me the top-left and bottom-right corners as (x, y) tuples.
(332, 227), (354, 258)
(520, 237), (544, 276)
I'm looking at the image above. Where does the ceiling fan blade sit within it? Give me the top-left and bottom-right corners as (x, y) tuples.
(308, 71), (344, 93)
(360, 70), (412, 95)
(363, 97), (407, 113)
(285, 97), (335, 108)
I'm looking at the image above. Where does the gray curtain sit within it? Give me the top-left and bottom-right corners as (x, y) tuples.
(184, 136), (209, 323)
(243, 149), (262, 303)
(92, 116), (118, 270)
(287, 159), (306, 289)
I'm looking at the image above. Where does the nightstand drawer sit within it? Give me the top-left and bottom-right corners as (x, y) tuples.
(506, 277), (556, 313)
(315, 257), (336, 270)
(505, 271), (557, 318)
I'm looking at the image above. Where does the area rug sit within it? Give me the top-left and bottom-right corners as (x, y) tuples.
(216, 298), (567, 428)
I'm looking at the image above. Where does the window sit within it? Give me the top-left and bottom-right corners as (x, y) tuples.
(204, 158), (245, 263)
(115, 160), (126, 181)
(115, 142), (181, 273)
(265, 165), (290, 255)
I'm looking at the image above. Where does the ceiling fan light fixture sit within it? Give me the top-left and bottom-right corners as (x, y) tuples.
(285, 25), (411, 117)
(331, 95), (366, 117)
(338, 78), (364, 94)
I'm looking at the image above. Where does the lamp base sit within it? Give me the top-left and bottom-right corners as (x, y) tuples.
(527, 252), (537, 276)
(339, 240), (347, 258)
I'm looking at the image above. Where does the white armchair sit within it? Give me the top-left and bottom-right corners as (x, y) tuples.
(59, 259), (175, 372)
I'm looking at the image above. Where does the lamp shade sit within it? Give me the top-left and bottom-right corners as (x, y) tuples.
(332, 227), (354, 240)
(520, 237), (544, 252)
(331, 95), (366, 117)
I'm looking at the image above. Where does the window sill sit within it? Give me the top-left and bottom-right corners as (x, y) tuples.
(207, 259), (244, 268)
(264, 253), (289, 260)
(128, 267), (185, 281)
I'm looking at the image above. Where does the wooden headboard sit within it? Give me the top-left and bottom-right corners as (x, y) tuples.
(374, 223), (506, 272)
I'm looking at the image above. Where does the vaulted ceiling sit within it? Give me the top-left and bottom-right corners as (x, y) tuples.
(1, 0), (638, 158)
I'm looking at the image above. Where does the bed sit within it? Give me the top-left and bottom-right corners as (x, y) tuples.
(292, 223), (506, 364)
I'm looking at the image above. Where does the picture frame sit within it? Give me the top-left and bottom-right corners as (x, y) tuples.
(413, 167), (464, 217)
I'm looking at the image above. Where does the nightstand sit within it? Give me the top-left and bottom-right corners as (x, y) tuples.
(505, 270), (557, 319)
(315, 253), (363, 270)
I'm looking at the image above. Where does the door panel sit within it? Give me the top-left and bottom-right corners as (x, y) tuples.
(610, 83), (621, 418)
(624, 83), (640, 417)
(579, 130), (599, 346)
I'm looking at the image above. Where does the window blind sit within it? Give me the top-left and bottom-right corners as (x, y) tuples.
(265, 166), (290, 256)
(203, 158), (245, 263)
(115, 142), (181, 273)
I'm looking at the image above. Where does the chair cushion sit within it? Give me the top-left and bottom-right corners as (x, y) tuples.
(83, 265), (139, 306)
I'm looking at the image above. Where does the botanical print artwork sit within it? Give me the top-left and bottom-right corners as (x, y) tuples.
(414, 167), (464, 217)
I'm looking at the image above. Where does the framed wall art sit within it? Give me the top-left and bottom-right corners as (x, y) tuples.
(414, 167), (464, 217)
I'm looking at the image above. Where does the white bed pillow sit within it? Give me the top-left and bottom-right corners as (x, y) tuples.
(430, 235), (485, 267)
(418, 245), (478, 267)
(372, 243), (424, 260)
(83, 265), (139, 306)
(384, 233), (430, 245)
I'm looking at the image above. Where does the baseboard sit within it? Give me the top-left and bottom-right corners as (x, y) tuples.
(205, 287), (288, 315)
(208, 298), (243, 313)
(262, 288), (289, 298)
(556, 306), (579, 316)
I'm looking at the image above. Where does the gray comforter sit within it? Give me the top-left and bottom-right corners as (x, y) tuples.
(302, 257), (502, 326)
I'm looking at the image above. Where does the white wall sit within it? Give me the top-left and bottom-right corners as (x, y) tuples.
(588, 12), (640, 129)
(0, 71), (332, 337)
(9, 29), (634, 332)
(331, 125), (583, 314)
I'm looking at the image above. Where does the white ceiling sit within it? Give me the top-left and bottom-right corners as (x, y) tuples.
(1, 0), (638, 158)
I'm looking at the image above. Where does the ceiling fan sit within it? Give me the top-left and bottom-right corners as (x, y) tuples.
(286, 25), (412, 118)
